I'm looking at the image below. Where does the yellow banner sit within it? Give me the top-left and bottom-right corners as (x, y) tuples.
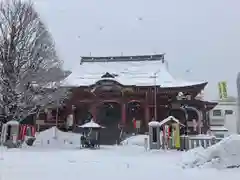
(173, 123), (180, 149)
(218, 81), (228, 99)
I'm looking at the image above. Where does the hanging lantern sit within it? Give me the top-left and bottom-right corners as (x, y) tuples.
(44, 108), (48, 114)
(192, 119), (197, 132)
(47, 109), (52, 120)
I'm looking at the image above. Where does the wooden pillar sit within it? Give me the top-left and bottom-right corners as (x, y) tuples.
(198, 109), (203, 134)
(121, 103), (126, 125)
(201, 108), (208, 134)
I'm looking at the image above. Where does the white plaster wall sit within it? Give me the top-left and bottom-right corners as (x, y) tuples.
(209, 101), (238, 134)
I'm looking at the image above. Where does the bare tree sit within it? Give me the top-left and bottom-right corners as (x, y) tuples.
(0, 0), (70, 122)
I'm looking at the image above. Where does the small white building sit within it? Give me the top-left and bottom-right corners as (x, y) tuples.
(209, 97), (238, 138)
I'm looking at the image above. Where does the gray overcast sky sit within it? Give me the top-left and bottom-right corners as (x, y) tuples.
(33, 0), (240, 100)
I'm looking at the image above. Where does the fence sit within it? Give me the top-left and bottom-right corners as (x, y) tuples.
(166, 135), (222, 150)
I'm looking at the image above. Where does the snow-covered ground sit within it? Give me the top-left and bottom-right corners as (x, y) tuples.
(1, 129), (240, 180)
(1, 145), (240, 180)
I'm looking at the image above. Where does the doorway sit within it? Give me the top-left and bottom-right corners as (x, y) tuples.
(96, 102), (121, 127)
(96, 101), (122, 145)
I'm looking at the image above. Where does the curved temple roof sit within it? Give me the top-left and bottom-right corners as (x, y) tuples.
(62, 54), (206, 88)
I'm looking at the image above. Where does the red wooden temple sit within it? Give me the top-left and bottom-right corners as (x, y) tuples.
(37, 54), (217, 144)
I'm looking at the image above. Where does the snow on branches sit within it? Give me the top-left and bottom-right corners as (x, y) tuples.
(0, 0), (70, 121)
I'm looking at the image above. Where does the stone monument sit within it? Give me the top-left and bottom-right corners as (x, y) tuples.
(148, 121), (161, 150)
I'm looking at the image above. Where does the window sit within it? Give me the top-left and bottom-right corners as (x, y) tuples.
(225, 110), (233, 115)
(212, 109), (222, 116)
(152, 127), (157, 142)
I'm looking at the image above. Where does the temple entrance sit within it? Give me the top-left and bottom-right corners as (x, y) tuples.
(96, 102), (121, 128)
(74, 103), (92, 125)
(96, 102), (121, 145)
(126, 101), (144, 133)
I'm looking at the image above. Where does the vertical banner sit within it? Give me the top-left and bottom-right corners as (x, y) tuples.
(174, 123), (180, 149)
(164, 125), (169, 149)
(218, 81), (228, 100)
(171, 126), (175, 148)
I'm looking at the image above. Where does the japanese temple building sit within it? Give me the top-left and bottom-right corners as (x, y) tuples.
(38, 54), (217, 144)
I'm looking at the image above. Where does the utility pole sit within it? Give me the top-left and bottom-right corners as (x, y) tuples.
(154, 73), (157, 121)
(153, 70), (160, 121)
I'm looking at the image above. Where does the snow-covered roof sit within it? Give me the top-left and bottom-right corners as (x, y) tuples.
(61, 55), (206, 88)
(6, 120), (19, 125)
(148, 121), (161, 127)
(159, 116), (185, 126)
(78, 120), (104, 128)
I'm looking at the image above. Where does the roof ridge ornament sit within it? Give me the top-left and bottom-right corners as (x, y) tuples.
(101, 72), (115, 78)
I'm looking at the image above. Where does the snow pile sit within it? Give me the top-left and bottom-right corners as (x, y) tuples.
(181, 135), (240, 169)
(181, 146), (210, 168)
(33, 127), (82, 148)
(121, 134), (148, 147)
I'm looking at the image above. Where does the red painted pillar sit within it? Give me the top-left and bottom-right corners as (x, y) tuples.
(121, 103), (126, 125)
